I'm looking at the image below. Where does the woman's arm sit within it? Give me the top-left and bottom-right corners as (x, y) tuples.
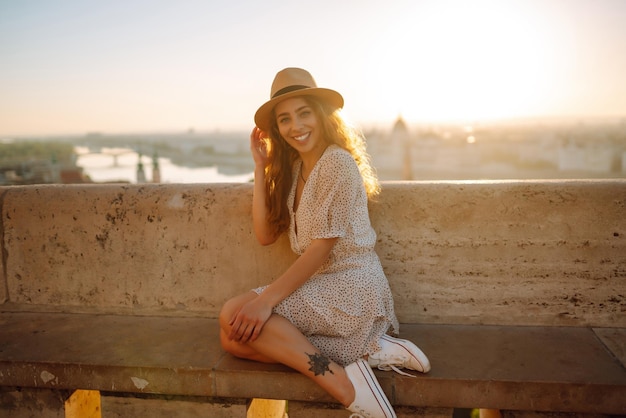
(250, 127), (279, 245)
(258, 237), (337, 307)
(228, 237), (338, 342)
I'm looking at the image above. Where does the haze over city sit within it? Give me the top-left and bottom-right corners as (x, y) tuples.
(1, 0), (626, 137)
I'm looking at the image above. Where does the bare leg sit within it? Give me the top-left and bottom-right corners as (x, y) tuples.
(219, 292), (355, 407)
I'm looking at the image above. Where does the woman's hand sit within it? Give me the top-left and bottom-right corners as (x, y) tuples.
(228, 294), (272, 344)
(250, 127), (269, 167)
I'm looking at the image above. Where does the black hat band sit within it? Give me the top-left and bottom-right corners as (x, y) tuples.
(271, 85), (310, 99)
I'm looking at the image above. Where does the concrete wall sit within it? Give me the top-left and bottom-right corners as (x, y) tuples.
(1, 181), (624, 327)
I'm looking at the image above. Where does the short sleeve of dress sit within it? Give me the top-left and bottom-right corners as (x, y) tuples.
(309, 148), (361, 240)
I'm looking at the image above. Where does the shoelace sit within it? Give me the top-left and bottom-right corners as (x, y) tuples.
(371, 354), (417, 377)
(374, 363), (416, 377)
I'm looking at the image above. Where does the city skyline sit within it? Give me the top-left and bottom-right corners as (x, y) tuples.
(2, 0), (626, 137)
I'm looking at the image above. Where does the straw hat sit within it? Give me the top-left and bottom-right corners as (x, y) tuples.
(254, 68), (344, 131)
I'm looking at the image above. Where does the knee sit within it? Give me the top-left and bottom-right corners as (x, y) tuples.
(219, 298), (236, 330)
(219, 300), (236, 353)
(220, 326), (256, 360)
(219, 291), (256, 329)
(218, 314), (245, 357)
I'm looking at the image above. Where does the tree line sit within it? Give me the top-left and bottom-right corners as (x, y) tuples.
(0, 141), (75, 166)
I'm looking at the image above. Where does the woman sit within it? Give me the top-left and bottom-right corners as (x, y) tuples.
(219, 68), (430, 418)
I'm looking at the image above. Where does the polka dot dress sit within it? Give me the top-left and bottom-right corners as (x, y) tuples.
(254, 145), (399, 366)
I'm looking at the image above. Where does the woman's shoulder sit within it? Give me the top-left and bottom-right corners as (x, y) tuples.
(317, 145), (360, 181)
(321, 145), (356, 167)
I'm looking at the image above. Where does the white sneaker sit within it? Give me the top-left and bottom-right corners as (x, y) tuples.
(368, 334), (431, 376)
(345, 358), (396, 418)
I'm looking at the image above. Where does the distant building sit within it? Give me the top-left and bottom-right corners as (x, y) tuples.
(151, 152), (161, 183)
(368, 117), (486, 180)
(558, 141), (614, 173)
(391, 117), (413, 180)
(365, 117), (626, 180)
(369, 116), (414, 180)
(136, 154), (146, 183)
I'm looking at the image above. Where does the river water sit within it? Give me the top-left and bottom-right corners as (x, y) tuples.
(75, 147), (253, 184)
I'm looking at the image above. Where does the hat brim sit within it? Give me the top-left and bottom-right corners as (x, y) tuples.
(254, 87), (344, 132)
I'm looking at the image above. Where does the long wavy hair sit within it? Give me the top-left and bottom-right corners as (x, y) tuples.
(261, 95), (380, 237)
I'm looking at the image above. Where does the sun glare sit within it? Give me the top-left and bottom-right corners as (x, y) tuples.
(365, 0), (551, 123)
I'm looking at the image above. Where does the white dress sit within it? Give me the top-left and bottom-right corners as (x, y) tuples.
(254, 145), (399, 366)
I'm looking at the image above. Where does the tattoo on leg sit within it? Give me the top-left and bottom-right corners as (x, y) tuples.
(306, 352), (335, 376)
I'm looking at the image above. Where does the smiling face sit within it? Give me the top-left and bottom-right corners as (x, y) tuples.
(274, 96), (326, 157)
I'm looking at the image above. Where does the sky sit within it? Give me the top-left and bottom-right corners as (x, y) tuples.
(1, 0), (626, 137)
